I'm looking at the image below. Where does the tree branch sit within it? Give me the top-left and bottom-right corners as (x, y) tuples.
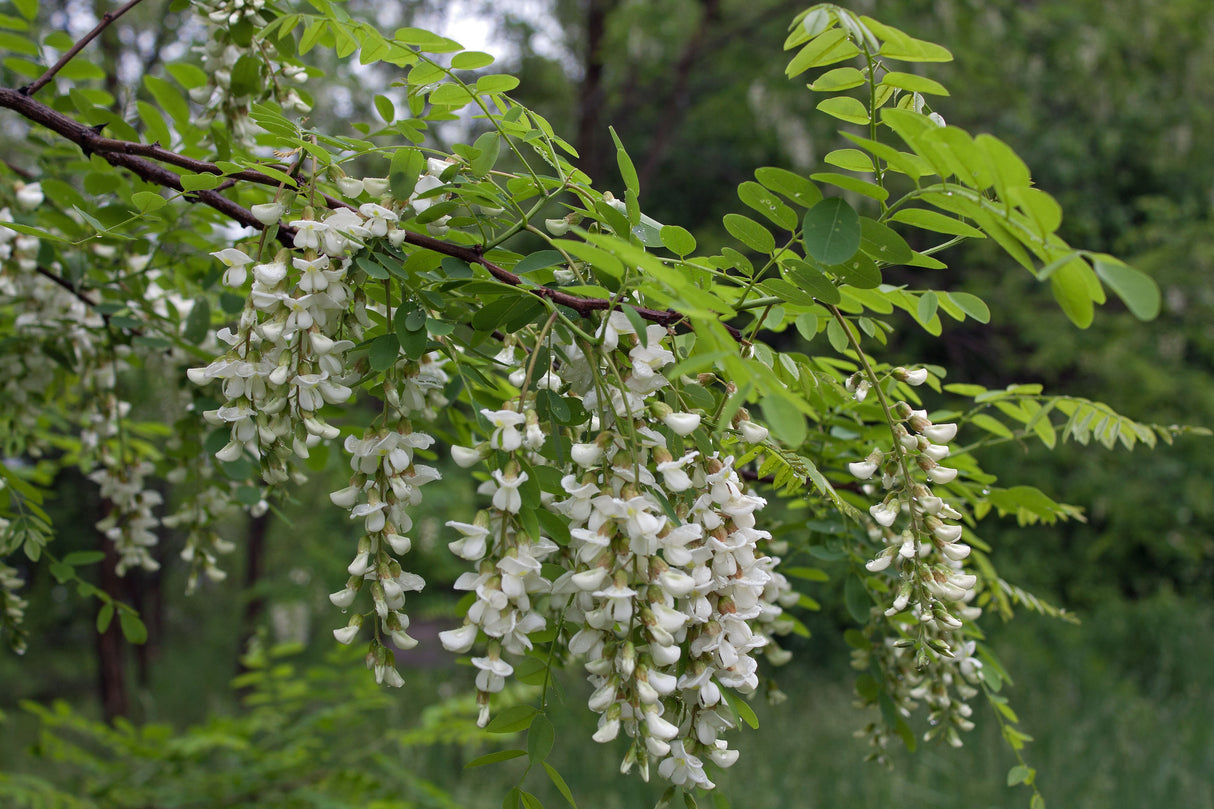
(21, 0), (151, 97)
(0, 87), (742, 339)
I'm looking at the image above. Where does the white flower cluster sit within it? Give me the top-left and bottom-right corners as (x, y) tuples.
(327, 355), (450, 688)
(190, 0), (309, 143)
(188, 221), (362, 483)
(440, 312), (797, 789)
(89, 459), (163, 575)
(0, 207), (106, 454)
(188, 157), (462, 479)
(0, 552), (29, 655)
(849, 395), (978, 636)
(851, 630), (983, 759)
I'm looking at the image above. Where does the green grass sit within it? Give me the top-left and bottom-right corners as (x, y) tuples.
(2, 593), (1211, 809)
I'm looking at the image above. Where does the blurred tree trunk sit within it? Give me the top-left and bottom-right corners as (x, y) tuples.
(235, 510), (270, 676)
(95, 507), (128, 721)
(576, 0), (616, 182)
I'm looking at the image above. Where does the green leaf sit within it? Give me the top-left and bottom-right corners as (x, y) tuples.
(96, 602), (115, 633)
(389, 147), (425, 200)
(863, 16), (953, 62)
(844, 574), (871, 623)
(970, 413), (1013, 438)
(143, 74), (190, 127)
(761, 395), (806, 446)
(544, 762), (578, 808)
(374, 94), (395, 123)
(660, 225), (696, 256)
(831, 254), (881, 289)
(723, 213), (775, 254)
(859, 218), (914, 264)
(183, 298), (211, 344)
(755, 167), (822, 209)
(180, 173), (221, 191)
(229, 54), (261, 98)
(809, 66), (866, 92)
(470, 131), (501, 178)
(527, 715), (554, 762)
(476, 74), (520, 95)
(1092, 257), (1160, 320)
(737, 181), (797, 230)
(131, 189), (166, 212)
(466, 749), (527, 768)
(1049, 258), (1097, 328)
(452, 50), (496, 69)
(485, 704), (538, 734)
(945, 291), (990, 323)
(804, 198), (861, 265)
(917, 290), (938, 324)
(514, 250), (564, 275)
(785, 260), (841, 304)
(724, 690), (760, 729)
(786, 28), (860, 77)
(167, 62), (208, 90)
(824, 148), (875, 173)
(13, 0), (36, 21)
(368, 334), (400, 371)
(889, 207), (984, 239)
(1007, 765), (1033, 787)
(880, 71), (950, 96)
(119, 611), (148, 645)
(610, 127), (639, 198)
(816, 96), (870, 125)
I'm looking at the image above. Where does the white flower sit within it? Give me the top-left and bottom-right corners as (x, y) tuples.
(450, 445), (484, 468)
(251, 202), (285, 225)
(329, 587), (357, 608)
(290, 218), (328, 250)
(211, 248), (253, 287)
(491, 469), (527, 513)
(447, 520), (490, 560)
(926, 464), (958, 484)
(849, 449), (883, 480)
(922, 423), (958, 444)
(659, 741), (714, 789)
(472, 654), (513, 692)
(333, 623), (360, 645)
(483, 408), (526, 452)
(293, 254), (334, 292)
(662, 411), (701, 435)
(359, 202), (399, 237)
(897, 367), (929, 386)
(337, 177), (365, 197)
(869, 500), (900, 527)
(15, 182), (43, 209)
(359, 174), (388, 195)
(739, 420), (769, 444)
(439, 623), (478, 653)
(571, 442), (603, 467)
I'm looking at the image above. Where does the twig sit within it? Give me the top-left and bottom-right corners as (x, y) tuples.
(35, 265), (99, 308)
(0, 86), (742, 338)
(20, 0), (151, 97)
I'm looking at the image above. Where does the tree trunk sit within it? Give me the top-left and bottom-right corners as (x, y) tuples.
(235, 510), (270, 676)
(96, 512), (129, 721)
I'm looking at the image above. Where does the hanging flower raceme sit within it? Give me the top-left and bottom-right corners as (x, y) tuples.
(326, 359), (447, 689)
(439, 310), (796, 788)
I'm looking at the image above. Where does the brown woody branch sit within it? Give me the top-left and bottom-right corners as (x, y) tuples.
(21, 0), (151, 97)
(0, 86), (739, 338)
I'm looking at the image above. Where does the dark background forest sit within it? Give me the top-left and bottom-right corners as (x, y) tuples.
(2, 1), (1212, 807)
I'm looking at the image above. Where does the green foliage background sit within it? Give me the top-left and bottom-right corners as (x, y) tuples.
(1, 0), (1212, 807)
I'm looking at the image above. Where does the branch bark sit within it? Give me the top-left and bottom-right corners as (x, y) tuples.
(0, 86), (742, 340)
(22, 0), (151, 97)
